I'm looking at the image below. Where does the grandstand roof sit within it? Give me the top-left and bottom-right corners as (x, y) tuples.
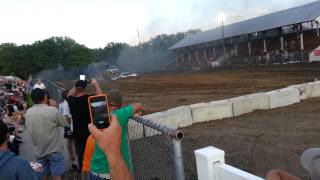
(169, 0), (320, 50)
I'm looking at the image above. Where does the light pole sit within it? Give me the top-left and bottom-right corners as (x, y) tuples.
(218, 13), (226, 61)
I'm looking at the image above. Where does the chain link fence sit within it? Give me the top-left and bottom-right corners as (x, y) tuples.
(44, 80), (185, 180)
(128, 117), (184, 180)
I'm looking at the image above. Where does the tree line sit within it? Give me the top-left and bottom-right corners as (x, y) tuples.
(0, 29), (200, 78)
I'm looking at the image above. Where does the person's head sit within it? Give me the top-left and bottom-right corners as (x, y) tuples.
(301, 148), (320, 179)
(43, 89), (51, 100)
(61, 89), (69, 101)
(75, 80), (87, 94)
(37, 79), (42, 84)
(31, 88), (47, 104)
(107, 89), (123, 111)
(0, 120), (8, 147)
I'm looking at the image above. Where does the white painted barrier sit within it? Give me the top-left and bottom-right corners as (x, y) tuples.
(137, 81), (317, 134)
(231, 96), (255, 117)
(195, 146), (264, 180)
(189, 100), (233, 123)
(289, 83), (312, 100)
(246, 93), (270, 110)
(309, 81), (320, 98)
(142, 106), (193, 129)
(267, 87), (300, 109)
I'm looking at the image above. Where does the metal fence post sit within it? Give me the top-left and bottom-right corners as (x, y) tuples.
(173, 139), (185, 180)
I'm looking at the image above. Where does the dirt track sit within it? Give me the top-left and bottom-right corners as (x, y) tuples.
(57, 64), (320, 179)
(182, 98), (320, 179)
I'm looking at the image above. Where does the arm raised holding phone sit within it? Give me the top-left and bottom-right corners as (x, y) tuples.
(88, 115), (133, 180)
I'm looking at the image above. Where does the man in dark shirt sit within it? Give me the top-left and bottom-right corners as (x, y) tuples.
(67, 79), (102, 171)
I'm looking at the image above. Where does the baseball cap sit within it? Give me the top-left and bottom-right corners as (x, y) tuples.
(108, 89), (122, 106)
(300, 148), (320, 179)
(75, 80), (87, 89)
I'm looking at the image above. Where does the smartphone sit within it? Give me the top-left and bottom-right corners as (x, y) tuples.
(88, 94), (110, 129)
(80, 75), (86, 81)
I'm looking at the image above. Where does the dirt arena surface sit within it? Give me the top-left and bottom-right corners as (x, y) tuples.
(57, 64), (320, 114)
(182, 98), (320, 179)
(56, 64), (320, 179)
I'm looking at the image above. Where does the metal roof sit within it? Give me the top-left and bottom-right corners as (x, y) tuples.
(169, 0), (320, 50)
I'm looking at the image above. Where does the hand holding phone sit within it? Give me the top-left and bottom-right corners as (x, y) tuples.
(88, 95), (111, 129)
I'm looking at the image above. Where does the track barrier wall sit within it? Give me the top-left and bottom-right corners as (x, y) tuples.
(189, 100), (233, 123)
(230, 96), (255, 117)
(142, 80), (320, 131)
(266, 87), (300, 109)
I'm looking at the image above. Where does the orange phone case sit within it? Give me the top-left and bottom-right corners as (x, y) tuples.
(88, 94), (111, 128)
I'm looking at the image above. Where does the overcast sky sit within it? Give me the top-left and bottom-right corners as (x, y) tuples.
(0, 0), (317, 48)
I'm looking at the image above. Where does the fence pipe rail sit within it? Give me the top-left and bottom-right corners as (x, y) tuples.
(131, 116), (184, 140)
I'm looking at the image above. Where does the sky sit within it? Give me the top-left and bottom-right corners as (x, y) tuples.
(0, 0), (317, 48)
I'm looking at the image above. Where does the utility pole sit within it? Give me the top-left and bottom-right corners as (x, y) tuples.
(137, 28), (143, 69)
(222, 19), (226, 61)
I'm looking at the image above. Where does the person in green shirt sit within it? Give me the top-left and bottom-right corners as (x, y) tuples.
(89, 89), (143, 180)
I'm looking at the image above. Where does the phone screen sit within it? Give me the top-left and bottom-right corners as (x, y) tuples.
(90, 96), (110, 129)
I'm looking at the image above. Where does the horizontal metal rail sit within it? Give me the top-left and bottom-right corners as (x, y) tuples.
(131, 116), (184, 141)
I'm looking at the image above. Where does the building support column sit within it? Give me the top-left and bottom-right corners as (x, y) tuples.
(280, 37), (284, 51)
(263, 39), (267, 52)
(300, 33), (304, 50)
(300, 32), (304, 62)
(248, 41), (251, 56)
(204, 49), (207, 61)
(213, 48), (216, 58)
(196, 50), (199, 61)
(181, 52), (184, 62)
(317, 22), (320, 37)
(175, 52), (179, 65)
(235, 44), (238, 56)
(188, 51), (191, 65)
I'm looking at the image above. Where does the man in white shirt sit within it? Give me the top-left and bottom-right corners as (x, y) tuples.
(58, 89), (76, 168)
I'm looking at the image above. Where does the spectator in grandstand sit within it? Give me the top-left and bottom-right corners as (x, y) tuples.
(0, 120), (38, 179)
(88, 115), (133, 180)
(5, 98), (25, 135)
(26, 88), (67, 180)
(58, 89), (77, 169)
(4, 80), (13, 92)
(89, 89), (142, 180)
(33, 79), (46, 90)
(0, 91), (5, 108)
(67, 79), (102, 172)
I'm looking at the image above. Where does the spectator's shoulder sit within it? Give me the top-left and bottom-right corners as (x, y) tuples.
(10, 155), (30, 167)
(47, 106), (59, 112)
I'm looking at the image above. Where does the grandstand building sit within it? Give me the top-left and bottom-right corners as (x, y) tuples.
(169, 1), (320, 67)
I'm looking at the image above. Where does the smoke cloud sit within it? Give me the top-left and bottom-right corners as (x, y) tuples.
(35, 61), (110, 81)
(116, 46), (174, 72)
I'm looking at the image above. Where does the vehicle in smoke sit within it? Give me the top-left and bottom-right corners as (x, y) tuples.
(111, 72), (138, 81)
(103, 66), (137, 81)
